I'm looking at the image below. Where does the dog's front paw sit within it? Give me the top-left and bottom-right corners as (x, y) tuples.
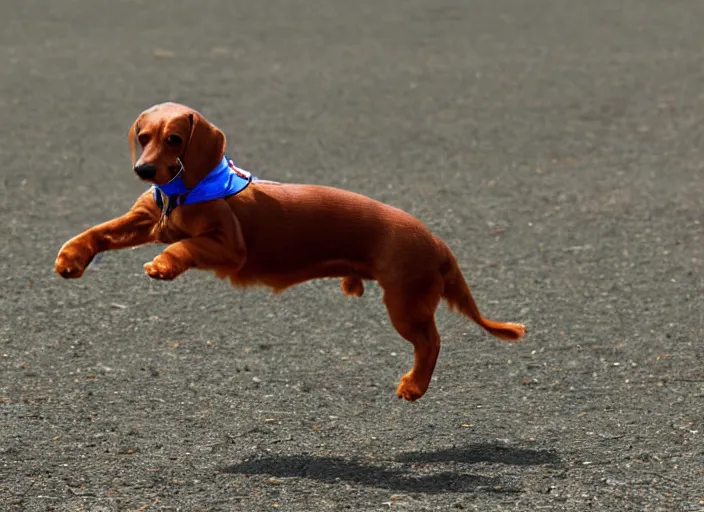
(55, 242), (95, 279)
(144, 254), (182, 280)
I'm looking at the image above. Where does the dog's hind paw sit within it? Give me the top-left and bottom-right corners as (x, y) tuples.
(341, 276), (364, 297)
(396, 374), (427, 402)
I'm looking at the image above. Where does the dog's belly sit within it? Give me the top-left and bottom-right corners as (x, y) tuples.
(237, 243), (376, 283)
(240, 258), (374, 292)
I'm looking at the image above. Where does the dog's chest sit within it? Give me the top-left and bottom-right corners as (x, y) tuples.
(152, 212), (189, 244)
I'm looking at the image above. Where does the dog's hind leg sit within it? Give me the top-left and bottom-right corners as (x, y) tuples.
(382, 279), (443, 401)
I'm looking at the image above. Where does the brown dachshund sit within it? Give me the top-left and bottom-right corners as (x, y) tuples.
(55, 102), (525, 401)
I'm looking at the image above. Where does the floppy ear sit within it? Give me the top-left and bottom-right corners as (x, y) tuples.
(181, 111), (227, 188)
(128, 119), (138, 167)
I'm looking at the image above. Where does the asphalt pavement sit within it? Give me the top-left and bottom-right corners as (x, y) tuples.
(1, 1), (704, 510)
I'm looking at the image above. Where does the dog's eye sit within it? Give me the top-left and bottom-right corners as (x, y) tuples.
(138, 134), (150, 147)
(166, 134), (183, 147)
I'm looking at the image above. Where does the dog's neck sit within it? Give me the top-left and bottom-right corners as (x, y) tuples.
(152, 156), (252, 217)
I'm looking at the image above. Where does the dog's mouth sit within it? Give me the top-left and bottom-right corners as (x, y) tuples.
(156, 159), (185, 185)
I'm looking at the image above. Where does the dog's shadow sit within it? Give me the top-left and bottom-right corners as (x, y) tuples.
(221, 442), (560, 494)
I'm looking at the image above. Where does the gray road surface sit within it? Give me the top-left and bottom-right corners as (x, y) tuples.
(1, 1), (704, 510)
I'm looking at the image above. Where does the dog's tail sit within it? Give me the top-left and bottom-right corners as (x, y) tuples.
(440, 243), (525, 342)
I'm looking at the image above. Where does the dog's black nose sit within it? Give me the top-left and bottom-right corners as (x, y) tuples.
(134, 163), (157, 180)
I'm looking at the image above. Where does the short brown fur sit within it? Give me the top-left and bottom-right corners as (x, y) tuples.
(55, 102), (526, 401)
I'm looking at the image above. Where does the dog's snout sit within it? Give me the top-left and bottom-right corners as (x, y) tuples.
(134, 163), (157, 180)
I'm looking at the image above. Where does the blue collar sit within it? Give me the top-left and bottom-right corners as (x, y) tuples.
(152, 156), (252, 216)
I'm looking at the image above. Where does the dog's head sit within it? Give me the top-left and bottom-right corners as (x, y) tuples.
(128, 102), (226, 188)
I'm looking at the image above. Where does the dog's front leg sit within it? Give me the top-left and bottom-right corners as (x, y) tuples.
(55, 191), (160, 278)
(144, 202), (247, 281)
